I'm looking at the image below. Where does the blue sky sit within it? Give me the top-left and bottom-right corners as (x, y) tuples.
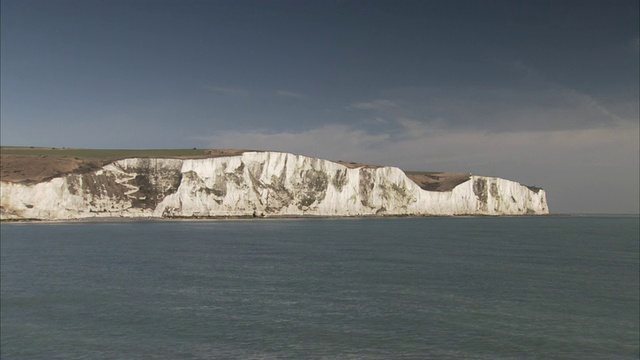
(1, 0), (638, 214)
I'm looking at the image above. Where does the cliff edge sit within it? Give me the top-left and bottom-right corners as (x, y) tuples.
(0, 151), (548, 220)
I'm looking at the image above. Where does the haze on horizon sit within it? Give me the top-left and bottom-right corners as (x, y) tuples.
(1, 0), (638, 214)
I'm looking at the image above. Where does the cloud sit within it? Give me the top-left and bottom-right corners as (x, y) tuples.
(507, 59), (539, 78)
(346, 99), (399, 110)
(559, 88), (626, 124)
(194, 120), (638, 176)
(275, 90), (306, 99)
(204, 85), (250, 96)
(631, 37), (640, 53)
(194, 124), (389, 162)
(353, 59), (636, 135)
(395, 118), (443, 138)
(367, 117), (389, 125)
(203, 87), (307, 100)
(368, 82), (636, 132)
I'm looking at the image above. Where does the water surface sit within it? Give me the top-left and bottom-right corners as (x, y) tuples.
(2, 216), (638, 359)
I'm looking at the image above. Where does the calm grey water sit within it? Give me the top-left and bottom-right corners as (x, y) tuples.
(1, 216), (638, 359)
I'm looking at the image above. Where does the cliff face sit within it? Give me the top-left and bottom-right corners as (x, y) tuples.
(0, 152), (548, 220)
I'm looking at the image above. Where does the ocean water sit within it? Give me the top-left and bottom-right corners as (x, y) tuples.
(1, 216), (638, 359)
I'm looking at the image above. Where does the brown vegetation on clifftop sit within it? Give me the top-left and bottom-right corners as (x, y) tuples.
(1, 147), (471, 192)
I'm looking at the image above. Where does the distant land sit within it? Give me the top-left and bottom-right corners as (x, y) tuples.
(0, 147), (548, 220)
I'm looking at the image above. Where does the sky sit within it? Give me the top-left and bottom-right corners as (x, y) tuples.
(1, 0), (638, 214)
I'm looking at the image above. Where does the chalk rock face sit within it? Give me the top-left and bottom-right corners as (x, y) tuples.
(0, 152), (548, 220)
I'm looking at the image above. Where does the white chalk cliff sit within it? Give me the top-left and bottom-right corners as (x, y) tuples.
(0, 151), (548, 220)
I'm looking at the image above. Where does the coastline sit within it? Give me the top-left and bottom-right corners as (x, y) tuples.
(0, 212), (569, 225)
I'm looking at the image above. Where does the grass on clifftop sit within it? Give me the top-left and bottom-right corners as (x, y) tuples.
(1, 146), (478, 192)
(0, 147), (212, 158)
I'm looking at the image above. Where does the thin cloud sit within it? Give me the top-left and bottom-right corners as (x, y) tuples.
(395, 118), (447, 138)
(346, 99), (400, 110)
(275, 90), (306, 99)
(204, 85), (250, 96)
(560, 88), (626, 124)
(194, 121), (638, 172)
(372, 82), (636, 132)
(629, 37), (640, 53)
(194, 124), (389, 163)
(508, 59), (539, 78)
(369, 117), (389, 124)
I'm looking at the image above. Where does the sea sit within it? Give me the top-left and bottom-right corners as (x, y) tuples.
(1, 216), (638, 359)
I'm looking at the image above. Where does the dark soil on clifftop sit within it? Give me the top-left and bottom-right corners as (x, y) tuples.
(0, 147), (248, 184)
(404, 172), (471, 192)
(0, 147), (471, 191)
